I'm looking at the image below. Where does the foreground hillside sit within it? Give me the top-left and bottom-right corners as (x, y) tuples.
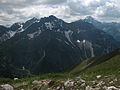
(0, 49), (120, 90)
(0, 74), (120, 90)
(70, 49), (120, 75)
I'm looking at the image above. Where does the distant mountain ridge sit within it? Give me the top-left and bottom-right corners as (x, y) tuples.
(83, 16), (120, 41)
(0, 15), (119, 78)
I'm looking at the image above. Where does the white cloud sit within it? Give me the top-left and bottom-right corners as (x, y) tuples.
(67, 0), (120, 22)
(13, 5), (71, 20)
(82, 0), (100, 6)
(0, 0), (120, 25)
(37, 0), (67, 5)
(93, 0), (120, 21)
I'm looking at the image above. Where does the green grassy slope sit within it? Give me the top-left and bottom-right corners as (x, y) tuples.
(70, 49), (120, 75)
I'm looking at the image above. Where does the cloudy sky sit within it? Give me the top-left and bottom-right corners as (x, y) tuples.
(0, 0), (120, 25)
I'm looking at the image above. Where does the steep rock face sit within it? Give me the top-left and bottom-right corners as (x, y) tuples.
(69, 20), (119, 56)
(0, 25), (11, 43)
(0, 18), (39, 44)
(0, 15), (119, 77)
(0, 23), (22, 43)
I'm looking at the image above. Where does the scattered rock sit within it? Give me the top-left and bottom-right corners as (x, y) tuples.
(0, 84), (14, 90)
(91, 81), (98, 85)
(107, 86), (119, 90)
(32, 79), (53, 86)
(96, 75), (102, 79)
(48, 80), (55, 86)
(103, 86), (119, 90)
(56, 86), (61, 90)
(32, 87), (39, 90)
(96, 81), (105, 86)
(14, 82), (28, 88)
(75, 76), (81, 80)
(80, 79), (85, 83)
(81, 83), (86, 87)
(14, 78), (18, 80)
(105, 76), (108, 78)
(86, 86), (93, 90)
(32, 80), (40, 84)
(109, 81), (114, 84)
(2, 75), (119, 90)
(114, 78), (118, 82)
(86, 85), (101, 90)
(64, 80), (74, 87)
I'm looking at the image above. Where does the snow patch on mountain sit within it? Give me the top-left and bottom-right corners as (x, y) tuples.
(0, 34), (9, 42)
(45, 22), (53, 30)
(83, 40), (95, 57)
(27, 33), (34, 39)
(27, 30), (41, 39)
(18, 24), (24, 33)
(0, 30), (16, 43)
(36, 20), (39, 23)
(77, 40), (95, 57)
(77, 40), (80, 43)
(64, 41), (70, 45)
(57, 29), (60, 32)
(77, 29), (81, 34)
(56, 38), (62, 42)
(37, 50), (46, 64)
(7, 31), (16, 38)
(60, 21), (63, 27)
(83, 40), (86, 43)
(21, 19), (40, 33)
(64, 30), (74, 45)
(88, 42), (95, 57)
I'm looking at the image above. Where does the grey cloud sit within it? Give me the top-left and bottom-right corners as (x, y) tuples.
(67, 0), (120, 22)
(0, 0), (120, 25)
(94, 0), (120, 22)
(38, 0), (67, 5)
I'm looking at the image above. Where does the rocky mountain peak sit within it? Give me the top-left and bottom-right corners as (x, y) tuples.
(83, 16), (100, 24)
(85, 16), (95, 20)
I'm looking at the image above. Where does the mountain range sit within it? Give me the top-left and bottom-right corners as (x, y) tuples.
(0, 15), (119, 78)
